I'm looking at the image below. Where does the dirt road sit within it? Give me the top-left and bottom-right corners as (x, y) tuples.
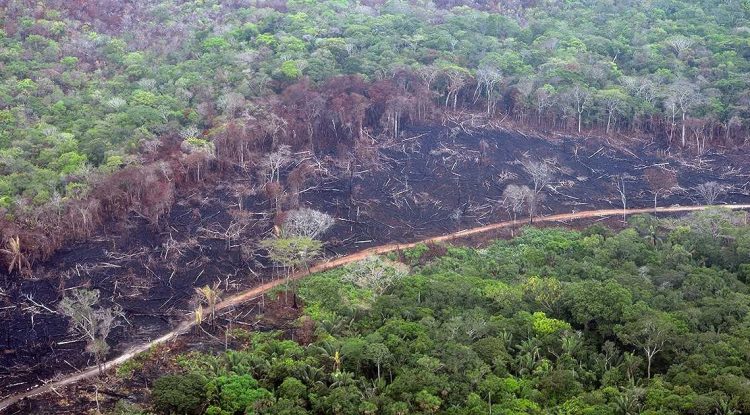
(2, 204), (749, 411)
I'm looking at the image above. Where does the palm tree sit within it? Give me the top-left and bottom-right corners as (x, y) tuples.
(312, 341), (343, 373)
(613, 387), (644, 415)
(1, 236), (30, 274)
(621, 352), (642, 382)
(330, 371), (360, 388)
(296, 365), (327, 392)
(195, 282), (222, 324)
(515, 338), (541, 362)
(223, 350), (253, 375)
(560, 331), (582, 357)
(193, 305), (204, 326)
(500, 330), (513, 349)
(716, 398), (739, 415)
(515, 353), (538, 377)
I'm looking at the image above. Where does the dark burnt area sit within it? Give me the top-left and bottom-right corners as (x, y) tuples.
(2, 127), (749, 402)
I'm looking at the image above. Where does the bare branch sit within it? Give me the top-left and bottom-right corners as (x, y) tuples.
(695, 181), (725, 205)
(282, 208), (335, 239)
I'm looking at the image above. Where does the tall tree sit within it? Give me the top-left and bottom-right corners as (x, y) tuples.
(565, 84), (591, 134)
(597, 88), (629, 134)
(475, 63), (503, 114)
(616, 312), (684, 379)
(666, 80), (703, 147)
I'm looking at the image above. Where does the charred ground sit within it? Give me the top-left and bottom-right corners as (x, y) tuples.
(2, 126), (750, 403)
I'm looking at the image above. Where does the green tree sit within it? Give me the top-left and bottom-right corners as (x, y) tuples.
(564, 280), (632, 334)
(616, 312), (685, 379)
(260, 236), (322, 301)
(152, 373), (207, 415)
(415, 390), (442, 414)
(364, 342), (391, 381)
(205, 374), (273, 415)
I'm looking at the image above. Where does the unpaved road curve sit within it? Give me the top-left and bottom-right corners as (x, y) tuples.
(2, 204), (749, 411)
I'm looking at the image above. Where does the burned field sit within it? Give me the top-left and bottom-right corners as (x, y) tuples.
(2, 127), (750, 400)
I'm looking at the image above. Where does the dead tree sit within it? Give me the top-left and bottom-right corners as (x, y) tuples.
(525, 188), (543, 224)
(264, 181), (285, 214)
(444, 67), (470, 110)
(666, 36), (694, 59)
(644, 168), (677, 211)
(22, 293), (57, 328)
(522, 159), (554, 195)
(59, 289), (123, 374)
(417, 64), (441, 96)
(475, 66), (503, 114)
(502, 184), (529, 228)
(666, 80), (703, 148)
(260, 111), (288, 149)
(518, 159), (555, 223)
(262, 145), (293, 184)
(614, 175), (628, 223)
(231, 182), (254, 211)
(200, 219), (248, 251)
(1, 236), (31, 275)
(567, 85), (591, 134)
(282, 208), (335, 239)
(695, 181), (725, 205)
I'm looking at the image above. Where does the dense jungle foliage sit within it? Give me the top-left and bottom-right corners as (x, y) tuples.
(125, 209), (750, 415)
(2, 0), (750, 209)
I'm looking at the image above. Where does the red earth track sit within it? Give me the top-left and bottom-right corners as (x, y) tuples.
(2, 204), (749, 411)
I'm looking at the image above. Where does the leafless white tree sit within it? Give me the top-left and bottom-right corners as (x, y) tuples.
(502, 184), (529, 224)
(695, 181), (725, 205)
(621, 76), (659, 106)
(200, 219), (249, 251)
(218, 92), (246, 116)
(614, 175), (629, 223)
(444, 67), (470, 110)
(566, 85), (591, 134)
(179, 125), (200, 140)
(599, 91), (626, 134)
(665, 80), (704, 147)
(522, 159), (555, 194)
(417, 64), (441, 94)
(262, 145), (292, 183)
(282, 207), (335, 239)
(21, 293), (57, 327)
(475, 66), (503, 114)
(666, 36), (694, 58)
(261, 111), (288, 149)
